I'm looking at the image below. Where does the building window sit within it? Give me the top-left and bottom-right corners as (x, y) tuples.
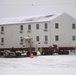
(45, 23), (48, 29)
(55, 23), (59, 29)
(20, 37), (23, 45)
(72, 36), (75, 41)
(36, 24), (39, 29)
(45, 36), (48, 41)
(20, 25), (23, 30)
(28, 25), (31, 30)
(72, 24), (75, 29)
(1, 38), (4, 45)
(55, 35), (59, 41)
(1, 26), (4, 31)
(36, 36), (39, 42)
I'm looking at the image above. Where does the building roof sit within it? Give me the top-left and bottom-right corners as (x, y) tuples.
(0, 13), (63, 25)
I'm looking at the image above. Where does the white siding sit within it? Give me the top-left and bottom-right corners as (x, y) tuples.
(25, 22), (51, 47)
(0, 22), (51, 48)
(51, 13), (76, 47)
(0, 13), (76, 48)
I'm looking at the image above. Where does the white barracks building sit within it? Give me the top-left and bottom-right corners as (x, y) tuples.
(0, 13), (76, 48)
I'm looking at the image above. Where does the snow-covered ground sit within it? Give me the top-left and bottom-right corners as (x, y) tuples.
(0, 53), (76, 75)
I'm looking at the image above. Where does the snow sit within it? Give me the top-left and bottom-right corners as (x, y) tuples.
(0, 54), (76, 75)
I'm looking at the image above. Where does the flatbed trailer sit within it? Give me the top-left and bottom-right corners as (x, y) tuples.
(0, 47), (37, 57)
(0, 46), (76, 57)
(40, 46), (76, 55)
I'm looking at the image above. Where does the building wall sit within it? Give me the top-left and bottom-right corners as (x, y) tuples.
(51, 13), (76, 47)
(30, 22), (50, 47)
(0, 21), (51, 48)
(0, 24), (21, 48)
(0, 13), (76, 48)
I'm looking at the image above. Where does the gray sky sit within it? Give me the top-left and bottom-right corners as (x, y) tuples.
(0, 0), (76, 18)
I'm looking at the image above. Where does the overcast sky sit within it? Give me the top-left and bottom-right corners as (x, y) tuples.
(0, 0), (76, 18)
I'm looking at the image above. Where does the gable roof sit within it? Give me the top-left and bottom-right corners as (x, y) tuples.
(0, 13), (73, 25)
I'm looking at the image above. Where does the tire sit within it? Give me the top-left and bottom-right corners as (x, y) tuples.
(27, 52), (30, 56)
(43, 50), (53, 55)
(16, 53), (21, 57)
(3, 52), (9, 57)
(0, 52), (3, 56)
(33, 52), (37, 55)
(58, 51), (63, 55)
(64, 51), (69, 55)
(58, 51), (69, 55)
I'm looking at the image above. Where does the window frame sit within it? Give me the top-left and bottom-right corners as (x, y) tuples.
(45, 23), (48, 29)
(55, 35), (59, 41)
(72, 24), (75, 29)
(1, 26), (4, 32)
(20, 25), (23, 30)
(20, 37), (23, 45)
(28, 25), (31, 30)
(36, 24), (39, 29)
(45, 36), (48, 41)
(72, 36), (75, 41)
(1, 38), (4, 43)
(55, 23), (59, 29)
(36, 36), (39, 42)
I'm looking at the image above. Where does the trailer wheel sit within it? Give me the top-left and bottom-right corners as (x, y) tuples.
(43, 50), (53, 55)
(67, 51), (69, 54)
(0, 52), (3, 56)
(16, 53), (21, 57)
(58, 51), (63, 55)
(3, 52), (9, 57)
(42, 50), (45, 55)
(27, 52), (30, 56)
(33, 52), (37, 55)
(64, 51), (69, 55)
(58, 51), (69, 55)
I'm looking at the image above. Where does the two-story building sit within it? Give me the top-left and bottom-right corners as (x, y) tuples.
(0, 13), (76, 49)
